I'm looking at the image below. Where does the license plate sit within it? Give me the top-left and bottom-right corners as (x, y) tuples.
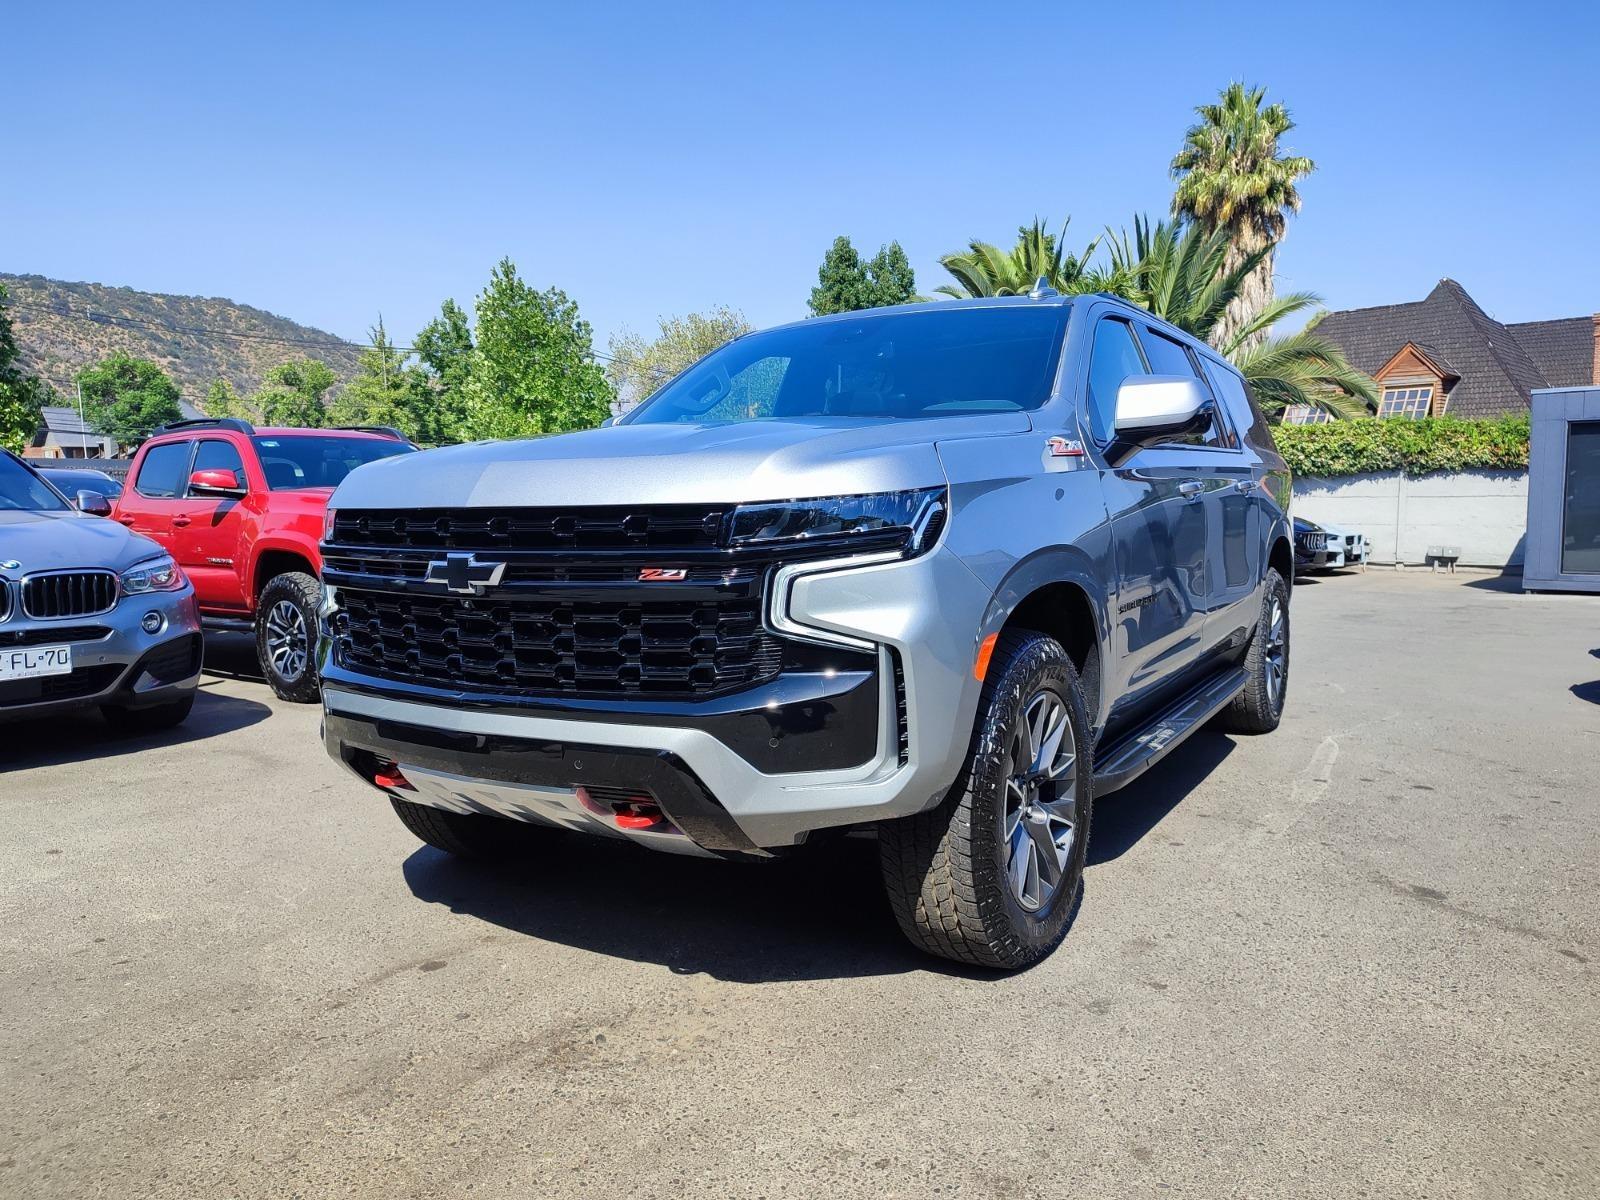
(0, 644), (73, 681)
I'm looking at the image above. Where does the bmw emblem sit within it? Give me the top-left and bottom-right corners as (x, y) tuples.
(0, 559), (19, 571)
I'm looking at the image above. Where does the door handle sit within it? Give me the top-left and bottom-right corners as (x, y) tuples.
(171, 516), (192, 528)
(1177, 480), (1204, 497)
(116, 517), (136, 527)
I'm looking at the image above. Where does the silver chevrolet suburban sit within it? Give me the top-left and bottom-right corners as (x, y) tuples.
(318, 290), (1293, 969)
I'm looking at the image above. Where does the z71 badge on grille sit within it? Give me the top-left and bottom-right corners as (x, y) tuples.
(638, 568), (688, 581)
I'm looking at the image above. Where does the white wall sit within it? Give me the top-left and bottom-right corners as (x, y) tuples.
(1293, 469), (1528, 568)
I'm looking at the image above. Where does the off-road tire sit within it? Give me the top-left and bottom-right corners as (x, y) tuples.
(1220, 568), (1290, 734)
(390, 796), (542, 860)
(879, 631), (1094, 970)
(100, 694), (195, 734)
(256, 570), (321, 704)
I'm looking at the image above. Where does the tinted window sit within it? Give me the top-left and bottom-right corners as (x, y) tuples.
(41, 471), (121, 499)
(1086, 318), (1146, 445)
(1139, 328), (1198, 379)
(251, 436), (414, 490)
(627, 306), (1069, 424)
(1138, 327), (1228, 449)
(0, 454), (69, 512)
(1203, 360), (1278, 455)
(1562, 421), (1600, 575)
(189, 439), (248, 494)
(134, 441), (192, 498)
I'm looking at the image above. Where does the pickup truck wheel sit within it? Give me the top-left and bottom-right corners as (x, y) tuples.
(389, 797), (544, 860)
(256, 571), (321, 703)
(100, 694), (195, 734)
(879, 631), (1093, 970)
(1220, 568), (1289, 734)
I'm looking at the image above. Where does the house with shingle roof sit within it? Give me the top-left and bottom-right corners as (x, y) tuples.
(1293, 279), (1598, 423)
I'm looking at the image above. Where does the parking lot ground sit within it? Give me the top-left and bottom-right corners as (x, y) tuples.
(3, 571), (1598, 1199)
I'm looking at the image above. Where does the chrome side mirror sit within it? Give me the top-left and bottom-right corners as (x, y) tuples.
(1113, 375), (1209, 438)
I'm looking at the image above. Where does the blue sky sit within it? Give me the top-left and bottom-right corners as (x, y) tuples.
(6, 1), (1597, 356)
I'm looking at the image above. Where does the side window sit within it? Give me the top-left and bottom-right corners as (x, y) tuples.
(1203, 360), (1276, 455)
(1137, 327), (1229, 449)
(133, 441), (193, 498)
(188, 439), (247, 493)
(1085, 318), (1146, 445)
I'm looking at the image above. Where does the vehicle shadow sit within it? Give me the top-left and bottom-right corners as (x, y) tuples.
(401, 834), (957, 984)
(0, 681), (271, 770)
(200, 630), (265, 683)
(1572, 681), (1600, 706)
(1087, 731), (1235, 866)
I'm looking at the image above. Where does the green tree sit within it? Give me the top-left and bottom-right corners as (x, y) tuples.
(461, 258), (613, 439)
(808, 236), (918, 315)
(936, 219), (1105, 299)
(0, 284), (51, 454)
(411, 299), (475, 442)
(606, 306), (753, 410)
(1106, 215), (1374, 420)
(327, 319), (420, 435)
(1171, 83), (1315, 350)
(203, 376), (253, 421)
(76, 353), (182, 447)
(250, 356), (337, 428)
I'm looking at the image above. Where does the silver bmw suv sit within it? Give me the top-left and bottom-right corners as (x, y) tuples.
(319, 291), (1293, 968)
(1, 450), (202, 730)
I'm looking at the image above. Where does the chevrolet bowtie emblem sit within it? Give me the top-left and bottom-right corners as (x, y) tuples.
(424, 553), (507, 595)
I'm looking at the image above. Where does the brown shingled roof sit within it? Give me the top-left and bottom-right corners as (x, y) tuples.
(1314, 279), (1592, 418)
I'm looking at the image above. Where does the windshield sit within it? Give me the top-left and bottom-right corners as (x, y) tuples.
(252, 436), (414, 490)
(624, 305), (1069, 424)
(0, 453), (70, 512)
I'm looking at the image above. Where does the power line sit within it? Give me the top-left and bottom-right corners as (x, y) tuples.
(2, 296), (673, 378)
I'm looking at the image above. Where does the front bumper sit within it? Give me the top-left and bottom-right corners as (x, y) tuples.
(322, 543), (993, 850)
(0, 585), (203, 720)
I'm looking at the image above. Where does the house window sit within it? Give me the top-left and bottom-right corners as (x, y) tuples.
(1378, 385), (1433, 419)
(1281, 404), (1333, 425)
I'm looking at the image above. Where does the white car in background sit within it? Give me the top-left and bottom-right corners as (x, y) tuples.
(1314, 521), (1366, 570)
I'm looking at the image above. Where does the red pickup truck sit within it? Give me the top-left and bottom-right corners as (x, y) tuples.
(113, 419), (414, 701)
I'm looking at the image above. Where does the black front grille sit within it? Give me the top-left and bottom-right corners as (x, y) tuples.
(0, 583), (10, 622)
(333, 588), (784, 698)
(21, 571), (118, 619)
(0, 664), (124, 708)
(0, 625), (112, 648)
(329, 506), (728, 552)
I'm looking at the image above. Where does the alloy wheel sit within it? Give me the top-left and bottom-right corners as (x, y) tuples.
(265, 599), (309, 682)
(1265, 595), (1288, 711)
(1001, 689), (1080, 912)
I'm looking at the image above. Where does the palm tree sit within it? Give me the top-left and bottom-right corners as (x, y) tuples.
(1171, 83), (1315, 351)
(936, 218), (1104, 298)
(1107, 215), (1374, 420)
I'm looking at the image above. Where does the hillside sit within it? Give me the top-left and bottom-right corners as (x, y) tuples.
(0, 273), (363, 407)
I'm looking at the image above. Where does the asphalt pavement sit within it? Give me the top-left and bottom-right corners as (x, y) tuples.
(3, 570), (1597, 1198)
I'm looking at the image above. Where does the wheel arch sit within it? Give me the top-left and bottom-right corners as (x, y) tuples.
(981, 548), (1111, 727)
(252, 542), (318, 602)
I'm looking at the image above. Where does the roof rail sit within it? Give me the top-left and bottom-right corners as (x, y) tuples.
(332, 425), (413, 443)
(150, 417), (256, 436)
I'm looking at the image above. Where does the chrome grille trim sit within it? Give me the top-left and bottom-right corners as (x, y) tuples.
(20, 570), (119, 619)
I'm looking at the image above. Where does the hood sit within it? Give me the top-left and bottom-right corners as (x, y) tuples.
(331, 414), (1031, 509)
(0, 510), (168, 574)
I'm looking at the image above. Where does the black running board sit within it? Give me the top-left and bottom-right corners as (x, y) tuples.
(1092, 666), (1248, 795)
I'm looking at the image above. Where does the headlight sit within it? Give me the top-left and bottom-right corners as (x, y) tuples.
(120, 554), (185, 594)
(727, 488), (947, 554)
(323, 506), (339, 542)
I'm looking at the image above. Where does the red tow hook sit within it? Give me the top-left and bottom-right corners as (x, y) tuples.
(576, 787), (671, 832)
(370, 759), (414, 792)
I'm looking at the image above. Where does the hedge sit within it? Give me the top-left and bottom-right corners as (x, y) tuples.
(1273, 414), (1531, 478)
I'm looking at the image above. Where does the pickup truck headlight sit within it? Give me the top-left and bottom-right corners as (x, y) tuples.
(120, 554), (185, 594)
(728, 487), (947, 555)
(323, 507), (339, 542)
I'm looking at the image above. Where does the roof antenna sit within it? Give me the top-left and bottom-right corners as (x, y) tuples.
(1028, 276), (1059, 300)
